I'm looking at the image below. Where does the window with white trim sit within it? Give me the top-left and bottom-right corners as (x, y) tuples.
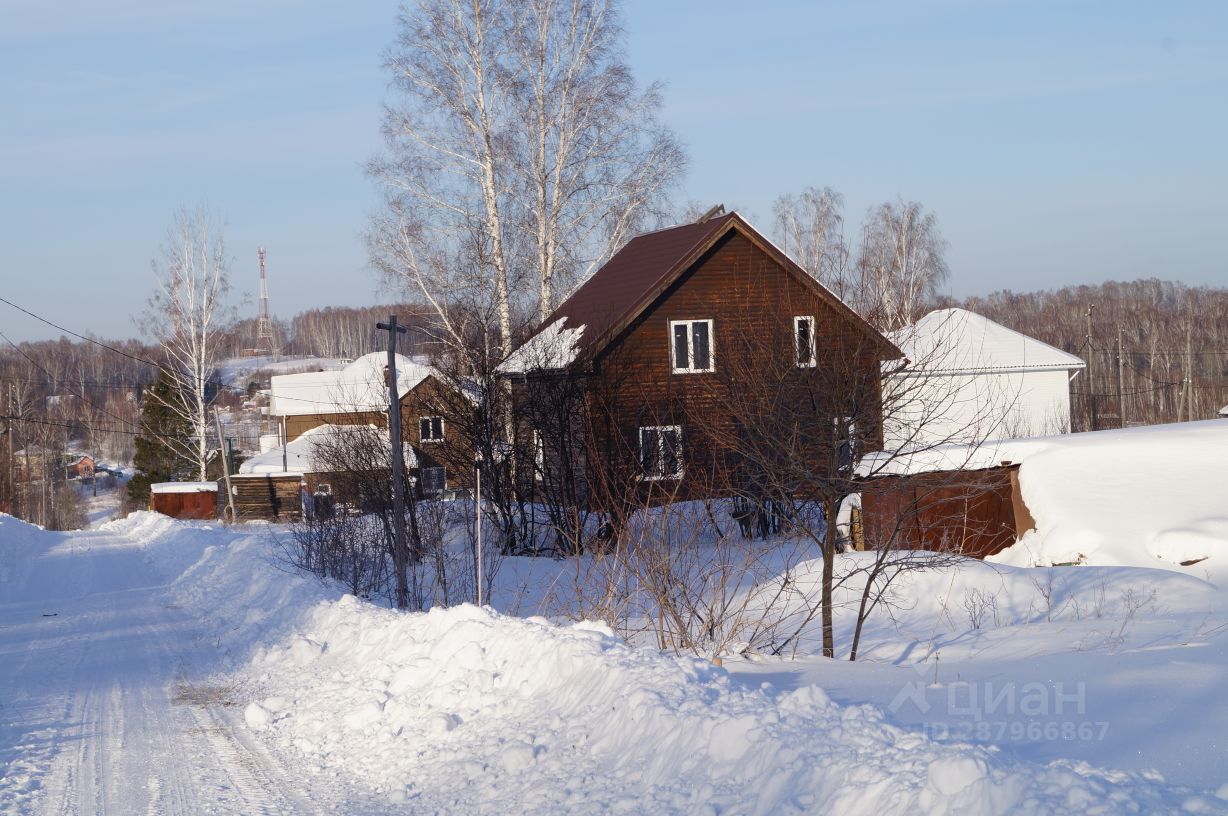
(421, 466), (447, 495)
(419, 416), (444, 443)
(639, 425), (682, 479)
(670, 319), (714, 373)
(794, 315), (816, 367)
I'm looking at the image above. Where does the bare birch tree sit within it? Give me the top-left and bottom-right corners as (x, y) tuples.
(143, 206), (234, 481)
(772, 186), (852, 299)
(856, 198), (949, 331)
(369, 0), (685, 361)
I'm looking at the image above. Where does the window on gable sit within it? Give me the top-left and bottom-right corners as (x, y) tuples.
(670, 319), (714, 373)
(639, 425), (683, 480)
(419, 416), (444, 443)
(795, 315), (816, 368)
(421, 466), (447, 495)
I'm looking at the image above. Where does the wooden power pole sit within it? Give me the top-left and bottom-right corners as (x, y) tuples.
(1117, 330), (1126, 428)
(1185, 320), (1194, 422)
(1085, 305), (1097, 430)
(214, 407), (237, 522)
(377, 315), (412, 609)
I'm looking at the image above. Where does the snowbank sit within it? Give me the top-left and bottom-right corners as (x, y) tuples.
(149, 518), (1218, 815)
(225, 598), (1219, 814)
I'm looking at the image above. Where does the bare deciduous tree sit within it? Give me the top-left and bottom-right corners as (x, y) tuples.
(369, 0), (685, 360)
(772, 186), (852, 300)
(143, 206), (234, 481)
(856, 198), (949, 331)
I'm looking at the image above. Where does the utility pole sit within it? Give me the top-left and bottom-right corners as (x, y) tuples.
(1085, 304), (1098, 431)
(214, 407), (238, 522)
(7, 384), (14, 511)
(1116, 329), (1126, 428)
(377, 315), (412, 609)
(475, 459), (483, 606)
(1184, 320), (1194, 422)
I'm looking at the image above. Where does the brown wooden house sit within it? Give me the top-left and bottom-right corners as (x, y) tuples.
(398, 373), (476, 497)
(267, 354), (474, 499)
(64, 454), (96, 481)
(501, 212), (901, 510)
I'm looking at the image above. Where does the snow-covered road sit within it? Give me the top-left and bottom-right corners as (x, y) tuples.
(0, 525), (324, 815)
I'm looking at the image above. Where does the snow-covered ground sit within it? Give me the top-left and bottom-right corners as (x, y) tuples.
(2, 510), (1226, 814)
(3, 420), (1228, 813)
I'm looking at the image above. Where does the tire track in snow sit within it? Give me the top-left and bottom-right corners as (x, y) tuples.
(3, 525), (332, 815)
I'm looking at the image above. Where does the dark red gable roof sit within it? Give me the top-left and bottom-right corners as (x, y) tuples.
(517, 211), (900, 368)
(543, 212), (739, 353)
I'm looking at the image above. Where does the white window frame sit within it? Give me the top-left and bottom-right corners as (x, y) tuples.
(420, 466), (447, 495)
(794, 315), (817, 368)
(638, 425), (683, 480)
(419, 415), (445, 443)
(669, 319), (715, 374)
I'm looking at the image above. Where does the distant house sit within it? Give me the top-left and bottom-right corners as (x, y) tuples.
(884, 308), (1086, 447)
(266, 352), (473, 497)
(501, 211), (901, 507)
(268, 352), (434, 441)
(64, 454), (96, 480)
(13, 446), (52, 482)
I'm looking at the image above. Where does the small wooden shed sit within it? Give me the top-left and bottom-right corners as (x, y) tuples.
(220, 473), (303, 522)
(149, 482), (219, 520)
(859, 464), (1036, 558)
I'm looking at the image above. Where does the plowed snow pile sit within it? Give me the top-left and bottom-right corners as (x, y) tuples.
(220, 593), (1222, 812)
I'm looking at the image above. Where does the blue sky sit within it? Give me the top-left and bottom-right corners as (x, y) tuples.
(1, 0), (1224, 343)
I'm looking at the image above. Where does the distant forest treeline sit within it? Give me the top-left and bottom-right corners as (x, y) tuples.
(229, 303), (439, 361)
(2, 280), (1225, 477)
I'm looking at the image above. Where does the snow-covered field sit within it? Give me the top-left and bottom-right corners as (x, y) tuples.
(3, 420), (1228, 813)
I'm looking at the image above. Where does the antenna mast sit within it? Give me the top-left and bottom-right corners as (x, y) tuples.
(256, 247), (277, 357)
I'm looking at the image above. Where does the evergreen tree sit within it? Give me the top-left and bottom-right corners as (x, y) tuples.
(127, 369), (194, 505)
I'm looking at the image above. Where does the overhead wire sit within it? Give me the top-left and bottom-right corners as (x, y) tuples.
(0, 294), (415, 412)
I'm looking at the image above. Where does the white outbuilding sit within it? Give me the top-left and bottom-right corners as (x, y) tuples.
(883, 308), (1086, 447)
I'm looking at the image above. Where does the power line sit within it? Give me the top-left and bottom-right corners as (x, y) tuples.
(0, 295), (406, 412)
(0, 328), (141, 432)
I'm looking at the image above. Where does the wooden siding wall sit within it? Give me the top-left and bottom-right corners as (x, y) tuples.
(399, 376), (473, 492)
(588, 230), (885, 502)
(860, 466), (1031, 559)
(221, 475), (303, 521)
(285, 411), (385, 442)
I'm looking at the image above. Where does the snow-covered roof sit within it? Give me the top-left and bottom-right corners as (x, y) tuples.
(888, 308), (1085, 376)
(860, 419), (1228, 568)
(498, 317), (585, 374)
(150, 482), (218, 494)
(1219, 404), (1228, 417)
(269, 352), (434, 417)
(239, 423), (417, 475)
